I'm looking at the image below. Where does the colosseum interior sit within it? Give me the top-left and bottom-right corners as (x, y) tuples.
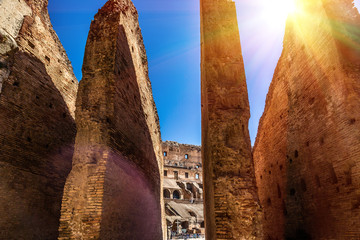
(0, 0), (359, 239)
(162, 141), (205, 239)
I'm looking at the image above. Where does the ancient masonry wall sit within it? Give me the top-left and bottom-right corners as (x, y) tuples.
(163, 141), (202, 171)
(253, 0), (360, 239)
(0, 0), (78, 239)
(200, 0), (263, 239)
(58, 0), (164, 239)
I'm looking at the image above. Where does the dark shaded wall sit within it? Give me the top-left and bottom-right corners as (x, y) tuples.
(58, 0), (164, 239)
(0, 0), (78, 239)
(200, 0), (263, 239)
(253, 0), (360, 239)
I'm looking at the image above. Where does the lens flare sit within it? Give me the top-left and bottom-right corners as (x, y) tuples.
(263, 0), (297, 25)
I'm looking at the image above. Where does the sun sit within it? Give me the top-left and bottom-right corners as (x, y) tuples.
(262, 0), (297, 25)
(280, 0), (297, 14)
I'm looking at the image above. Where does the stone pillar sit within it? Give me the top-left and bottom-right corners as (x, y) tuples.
(253, 0), (360, 239)
(200, 0), (263, 239)
(58, 0), (164, 239)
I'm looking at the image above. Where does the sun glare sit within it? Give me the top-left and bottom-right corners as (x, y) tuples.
(263, 0), (297, 24)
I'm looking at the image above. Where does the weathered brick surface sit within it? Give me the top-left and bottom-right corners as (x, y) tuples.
(200, 0), (263, 239)
(0, 0), (78, 239)
(253, 0), (360, 239)
(58, 0), (164, 239)
(162, 141), (202, 176)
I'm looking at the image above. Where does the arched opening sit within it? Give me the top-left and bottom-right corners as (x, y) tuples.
(163, 189), (171, 199)
(173, 190), (181, 199)
(171, 221), (178, 232)
(181, 221), (189, 230)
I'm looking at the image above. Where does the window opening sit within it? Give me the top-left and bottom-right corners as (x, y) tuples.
(174, 171), (179, 180)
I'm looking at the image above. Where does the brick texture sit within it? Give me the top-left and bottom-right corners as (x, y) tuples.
(200, 0), (263, 239)
(58, 0), (164, 239)
(253, 0), (360, 239)
(0, 0), (78, 239)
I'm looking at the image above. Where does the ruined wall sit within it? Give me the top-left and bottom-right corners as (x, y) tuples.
(0, 0), (78, 238)
(163, 141), (202, 175)
(58, 0), (164, 239)
(200, 0), (263, 239)
(163, 141), (202, 189)
(253, 0), (360, 239)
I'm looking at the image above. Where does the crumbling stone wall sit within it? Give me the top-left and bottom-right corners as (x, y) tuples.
(0, 0), (78, 239)
(253, 0), (360, 239)
(58, 0), (164, 239)
(200, 0), (263, 239)
(163, 141), (202, 176)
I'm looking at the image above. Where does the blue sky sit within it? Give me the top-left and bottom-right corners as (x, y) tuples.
(48, 0), (360, 146)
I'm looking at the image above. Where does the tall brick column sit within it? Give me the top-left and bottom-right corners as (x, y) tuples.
(200, 0), (263, 239)
(58, 0), (164, 239)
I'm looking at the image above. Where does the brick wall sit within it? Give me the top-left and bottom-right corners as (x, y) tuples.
(0, 0), (78, 238)
(253, 0), (360, 239)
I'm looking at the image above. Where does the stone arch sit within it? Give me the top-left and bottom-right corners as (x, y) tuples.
(173, 190), (182, 199)
(163, 189), (171, 199)
(181, 220), (189, 229)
